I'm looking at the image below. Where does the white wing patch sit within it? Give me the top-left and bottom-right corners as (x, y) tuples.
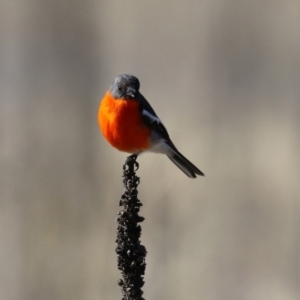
(142, 109), (161, 124)
(142, 109), (173, 154)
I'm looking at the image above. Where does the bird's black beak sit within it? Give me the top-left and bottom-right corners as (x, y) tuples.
(126, 87), (136, 98)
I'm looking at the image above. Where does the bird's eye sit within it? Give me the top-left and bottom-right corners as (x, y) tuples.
(117, 86), (122, 91)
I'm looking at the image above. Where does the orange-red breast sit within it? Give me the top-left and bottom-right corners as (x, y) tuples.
(98, 74), (204, 178)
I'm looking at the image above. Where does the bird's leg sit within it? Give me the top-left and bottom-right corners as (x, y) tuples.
(127, 153), (138, 160)
(124, 153), (139, 174)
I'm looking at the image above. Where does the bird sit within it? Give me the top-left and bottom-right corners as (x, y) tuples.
(98, 74), (204, 178)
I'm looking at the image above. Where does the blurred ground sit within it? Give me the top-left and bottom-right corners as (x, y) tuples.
(1, 1), (300, 300)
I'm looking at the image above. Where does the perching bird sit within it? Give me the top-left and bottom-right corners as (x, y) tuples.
(98, 74), (204, 178)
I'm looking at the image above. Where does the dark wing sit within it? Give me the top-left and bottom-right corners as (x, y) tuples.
(138, 93), (171, 141)
(138, 94), (204, 177)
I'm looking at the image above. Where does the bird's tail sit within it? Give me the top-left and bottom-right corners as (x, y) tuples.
(167, 150), (204, 178)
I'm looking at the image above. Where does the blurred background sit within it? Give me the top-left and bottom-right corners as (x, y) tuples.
(1, 1), (300, 299)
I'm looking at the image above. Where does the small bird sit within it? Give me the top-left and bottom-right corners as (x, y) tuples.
(98, 74), (204, 178)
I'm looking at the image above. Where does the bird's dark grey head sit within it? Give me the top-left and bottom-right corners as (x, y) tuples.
(110, 74), (140, 100)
